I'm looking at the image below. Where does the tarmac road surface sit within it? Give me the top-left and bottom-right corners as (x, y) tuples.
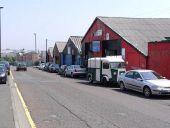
(11, 67), (170, 128)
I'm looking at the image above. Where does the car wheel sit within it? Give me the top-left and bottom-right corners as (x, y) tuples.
(102, 77), (108, 86)
(64, 72), (67, 77)
(71, 73), (74, 78)
(4, 79), (6, 84)
(120, 82), (126, 91)
(88, 74), (93, 83)
(143, 86), (152, 97)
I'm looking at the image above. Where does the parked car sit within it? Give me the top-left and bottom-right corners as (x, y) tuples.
(0, 66), (7, 84)
(58, 65), (67, 75)
(64, 65), (86, 78)
(44, 62), (52, 72)
(39, 63), (45, 70)
(49, 63), (59, 73)
(16, 62), (27, 71)
(118, 69), (170, 97)
(0, 61), (10, 75)
(0, 64), (7, 74)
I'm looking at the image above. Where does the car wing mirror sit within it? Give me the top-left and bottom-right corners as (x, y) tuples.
(137, 78), (143, 81)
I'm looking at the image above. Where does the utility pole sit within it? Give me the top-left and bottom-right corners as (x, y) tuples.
(46, 39), (48, 63)
(0, 7), (4, 58)
(34, 33), (37, 53)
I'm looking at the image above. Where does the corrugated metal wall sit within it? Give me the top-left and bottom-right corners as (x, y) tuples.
(148, 41), (170, 79)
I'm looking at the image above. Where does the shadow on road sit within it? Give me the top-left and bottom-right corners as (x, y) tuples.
(76, 81), (119, 88)
(113, 89), (170, 100)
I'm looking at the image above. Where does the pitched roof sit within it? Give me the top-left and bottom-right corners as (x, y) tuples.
(48, 47), (53, 56)
(70, 36), (83, 52)
(55, 42), (67, 53)
(97, 16), (170, 56)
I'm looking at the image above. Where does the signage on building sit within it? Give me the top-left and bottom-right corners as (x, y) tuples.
(92, 41), (100, 52)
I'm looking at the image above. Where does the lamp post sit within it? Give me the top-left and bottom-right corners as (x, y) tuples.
(34, 33), (37, 53)
(0, 7), (4, 58)
(46, 39), (48, 63)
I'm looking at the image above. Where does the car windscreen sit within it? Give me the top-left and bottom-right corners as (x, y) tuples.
(140, 71), (163, 80)
(0, 67), (5, 72)
(73, 65), (85, 69)
(110, 62), (125, 68)
(73, 65), (81, 68)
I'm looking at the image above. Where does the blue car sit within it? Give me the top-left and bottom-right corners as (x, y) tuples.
(0, 66), (7, 84)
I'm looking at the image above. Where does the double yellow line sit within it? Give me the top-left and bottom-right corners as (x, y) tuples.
(11, 71), (36, 128)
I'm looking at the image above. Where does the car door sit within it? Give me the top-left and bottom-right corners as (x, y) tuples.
(65, 66), (70, 76)
(124, 71), (134, 89)
(132, 72), (143, 92)
(68, 66), (73, 76)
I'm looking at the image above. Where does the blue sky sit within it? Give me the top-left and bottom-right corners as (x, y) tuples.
(1, 0), (170, 51)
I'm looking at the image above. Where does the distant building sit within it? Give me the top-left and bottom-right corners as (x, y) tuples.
(16, 51), (40, 65)
(2, 49), (17, 58)
(47, 47), (53, 62)
(53, 42), (67, 65)
(40, 51), (46, 63)
(63, 36), (83, 65)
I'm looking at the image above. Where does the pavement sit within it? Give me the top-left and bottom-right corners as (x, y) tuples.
(0, 78), (15, 128)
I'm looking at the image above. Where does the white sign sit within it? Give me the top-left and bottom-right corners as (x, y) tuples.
(94, 29), (102, 37)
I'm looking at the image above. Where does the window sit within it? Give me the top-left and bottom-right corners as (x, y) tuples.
(106, 33), (109, 40)
(121, 48), (125, 60)
(68, 47), (71, 54)
(134, 72), (142, 80)
(72, 49), (74, 55)
(110, 62), (125, 68)
(140, 71), (163, 80)
(125, 71), (134, 79)
(103, 62), (109, 69)
(92, 41), (100, 52)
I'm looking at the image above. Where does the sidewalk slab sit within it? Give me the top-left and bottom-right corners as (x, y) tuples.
(0, 81), (15, 128)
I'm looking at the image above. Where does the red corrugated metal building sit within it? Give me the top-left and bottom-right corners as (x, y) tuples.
(148, 41), (170, 79)
(82, 17), (170, 78)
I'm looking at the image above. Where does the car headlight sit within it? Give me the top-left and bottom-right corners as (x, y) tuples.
(155, 86), (166, 90)
(0, 73), (6, 77)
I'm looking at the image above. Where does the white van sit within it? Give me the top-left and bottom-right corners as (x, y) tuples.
(87, 56), (126, 86)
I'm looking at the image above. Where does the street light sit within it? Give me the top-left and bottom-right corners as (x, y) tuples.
(0, 7), (4, 58)
(34, 33), (37, 53)
(46, 39), (48, 63)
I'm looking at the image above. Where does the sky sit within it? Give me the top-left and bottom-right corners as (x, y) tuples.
(1, 0), (170, 51)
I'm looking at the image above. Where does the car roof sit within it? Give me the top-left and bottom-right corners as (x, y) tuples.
(127, 69), (154, 73)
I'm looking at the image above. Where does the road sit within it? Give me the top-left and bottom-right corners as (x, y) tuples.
(11, 67), (170, 128)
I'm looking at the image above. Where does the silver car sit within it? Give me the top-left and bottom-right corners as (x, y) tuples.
(118, 70), (170, 97)
(64, 65), (86, 78)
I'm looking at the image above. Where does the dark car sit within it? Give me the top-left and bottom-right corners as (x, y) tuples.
(0, 61), (10, 75)
(16, 63), (27, 71)
(49, 63), (59, 73)
(58, 65), (67, 75)
(0, 66), (7, 84)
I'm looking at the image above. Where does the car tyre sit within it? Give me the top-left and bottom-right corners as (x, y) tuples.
(120, 82), (126, 91)
(143, 86), (152, 97)
(88, 74), (93, 83)
(71, 72), (74, 78)
(64, 72), (67, 77)
(102, 77), (108, 86)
